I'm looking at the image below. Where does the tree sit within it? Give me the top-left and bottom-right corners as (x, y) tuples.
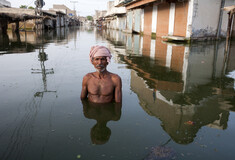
(19, 5), (27, 9)
(86, 16), (93, 21)
(28, 6), (34, 9)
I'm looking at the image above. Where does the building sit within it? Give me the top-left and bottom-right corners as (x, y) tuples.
(0, 0), (11, 8)
(49, 4), (76, 18)
(114, 0), (235, 41)
(49, 4), (80, 26)
(94, 10), (107, 26)
(105, 0), (127, 30)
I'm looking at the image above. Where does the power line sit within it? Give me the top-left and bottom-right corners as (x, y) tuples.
(70, 1), (78, 16)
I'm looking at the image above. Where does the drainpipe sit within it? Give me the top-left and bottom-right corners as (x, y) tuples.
(216, 0), (225, 39)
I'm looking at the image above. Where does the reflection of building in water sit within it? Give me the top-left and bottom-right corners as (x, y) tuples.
(106, 29), (235, 92)
(0, 28), (80, 54)
(131, 69), (229, 144)
(103, 29), (235, 144)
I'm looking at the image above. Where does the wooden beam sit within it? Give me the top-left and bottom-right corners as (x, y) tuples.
(15, 21), (19, 33)
(225, 12), (234, 52)
(0, 18), (8, 35)
(126, 0), (157, 10)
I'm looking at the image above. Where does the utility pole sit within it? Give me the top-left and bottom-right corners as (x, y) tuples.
(70, 1), (78, 17)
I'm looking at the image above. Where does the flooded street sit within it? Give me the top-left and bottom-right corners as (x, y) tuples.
(0, 27), (235, 160)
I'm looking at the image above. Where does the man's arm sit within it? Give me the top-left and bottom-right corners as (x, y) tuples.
(114, 75), (122, 103)
(80, 75), (89, 100)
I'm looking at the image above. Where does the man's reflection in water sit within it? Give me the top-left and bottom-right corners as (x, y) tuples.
(82, 100), (122, 145)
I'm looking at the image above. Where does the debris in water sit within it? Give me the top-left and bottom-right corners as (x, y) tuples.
(144, 146), (176, 160)
(184, 121), (195, 125)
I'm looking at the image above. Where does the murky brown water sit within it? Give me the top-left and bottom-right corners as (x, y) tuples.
(0, 27), (235, 160)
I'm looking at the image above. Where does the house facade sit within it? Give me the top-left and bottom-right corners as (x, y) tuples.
(50, 4), (76, 18)
(111, 0), (235, 40)
(105, 0), (127, 30)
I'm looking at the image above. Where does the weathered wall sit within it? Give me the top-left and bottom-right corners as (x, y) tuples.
(8, 20), (35, 30)
(126, 11), (133, 32)
(44, 19), (53, 28)
(56, 16), (61, 27)
(174, 2), (189, 37)
(144, 4), (153, 35)
(0, 0), (11, 7)
(156, 3), (170, 37)
(112, 19), (117, 29)
(61, 17), (65, 27)
(117, 16), (126, 30)
(133, 9), (141, 33)
(191, 0), (221, 38)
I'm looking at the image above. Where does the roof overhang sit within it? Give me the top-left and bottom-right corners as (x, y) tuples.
(223, 5), (235, 14)
(125, 0), (178, 10)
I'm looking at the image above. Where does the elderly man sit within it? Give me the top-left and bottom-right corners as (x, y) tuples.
(80, 45), (122, 103)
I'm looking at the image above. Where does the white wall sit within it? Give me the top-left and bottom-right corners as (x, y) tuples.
(151, 4), (158, 33)
(106, 0), (126, 16)
(191, 0), (221, 38)
(0, 0), (11, 7)
(168, 3), (176, 36)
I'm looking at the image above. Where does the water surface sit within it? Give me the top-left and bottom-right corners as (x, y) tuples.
(0, 27), (235, 160)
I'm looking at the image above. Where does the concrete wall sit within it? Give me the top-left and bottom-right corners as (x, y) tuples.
(133, 9), (141, 33)
(174, 2), (189, 37)
(191, 0), (222, 38)
(156, 3), (170, 37)
(126, 11), (133, 32)
(117, 16), (126, 30)
(143, 4), (153, 36)
(56, 16), (61, 27)
(61, 16), (65, 27)
(0, 0), (11, 7)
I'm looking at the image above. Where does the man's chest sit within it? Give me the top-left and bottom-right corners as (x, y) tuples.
(87, 78), (114, 95)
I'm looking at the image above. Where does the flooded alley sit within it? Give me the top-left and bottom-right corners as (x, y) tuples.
(0, 27), (235, 160)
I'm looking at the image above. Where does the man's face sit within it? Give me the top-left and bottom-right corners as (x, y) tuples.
(92, 56), (108, 72)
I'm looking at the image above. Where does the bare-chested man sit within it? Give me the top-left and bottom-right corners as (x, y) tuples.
(80, 46), (122, 103)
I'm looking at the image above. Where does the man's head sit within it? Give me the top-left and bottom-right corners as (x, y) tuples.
(89, 46), (112, 73)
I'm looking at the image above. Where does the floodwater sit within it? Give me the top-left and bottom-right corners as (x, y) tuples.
(0, 27), (235, 160)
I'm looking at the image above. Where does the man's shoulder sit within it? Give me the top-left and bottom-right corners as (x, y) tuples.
(83, 72), (94, 80)
(110, 72), (121, 80)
